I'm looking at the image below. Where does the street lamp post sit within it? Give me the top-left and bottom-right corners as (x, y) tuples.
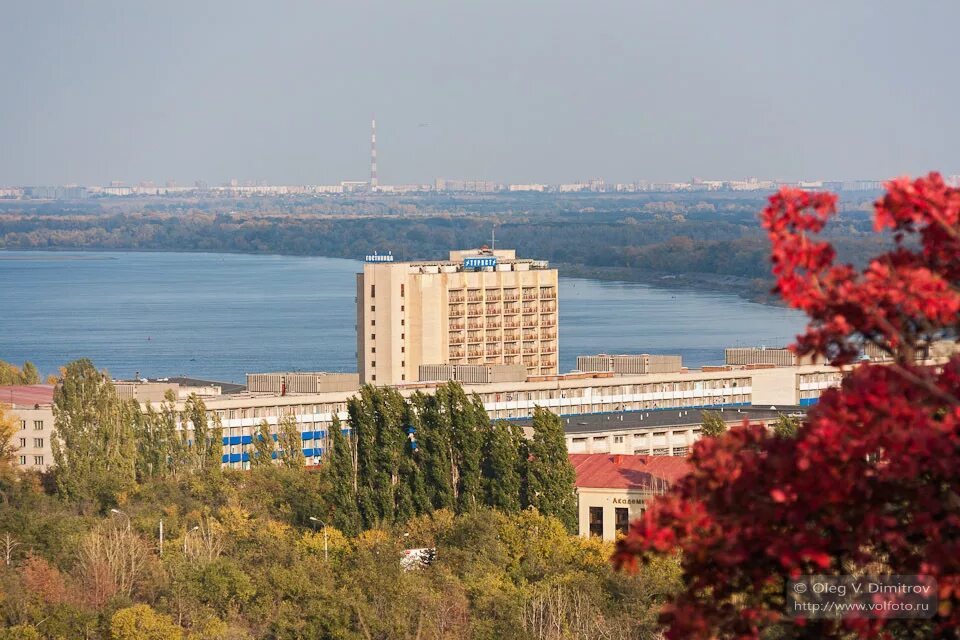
(309, 517), (328, 562)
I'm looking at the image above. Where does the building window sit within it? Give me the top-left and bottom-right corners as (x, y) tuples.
(371, 361), (376, 367)
(371, 334), (375, 340)
(33, 456), (43, 466)
(401, 361), (405, 367)
(401, 333), (405, 340)
(33, 420), (43, 430)
(589, 506), (604, 538)
(401, 374), (406, 381)
(615, 507), (630, 536)
(371, 375), (376, 381)
(371, 347), (376, 353)
(614, 435), (624, 443)
(401, 319), (405, 326)
(400, 284), (404, 297)
(370, 305), (375, 311)
(673, 446), (689, 457)
(19, 456), (26, 466)
(18, 438), (26, 448)
(401, 346), (405, 353)
(370, 285), (375, 297)
(371, 319), (375, 326)
(34, 438), (43, 448)
(400, 305), (405, 312)
(19, 420), (26, 430)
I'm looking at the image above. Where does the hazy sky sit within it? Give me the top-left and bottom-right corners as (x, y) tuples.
(2, 1), (957, 186)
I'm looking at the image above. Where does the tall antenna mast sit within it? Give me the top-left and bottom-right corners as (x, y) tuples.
(370, 117), (378, 190)
(491, 223), (496, 250)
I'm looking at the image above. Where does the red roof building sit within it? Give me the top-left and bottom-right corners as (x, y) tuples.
(568, 453), (690, 541)
(0, 385), (55, 408)
(569, 453), (690, 490)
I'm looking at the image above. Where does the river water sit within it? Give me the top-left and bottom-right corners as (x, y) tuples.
(0, 251), (805, 382)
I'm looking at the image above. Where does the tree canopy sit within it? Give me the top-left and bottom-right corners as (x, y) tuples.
(614, 173), (960, 639)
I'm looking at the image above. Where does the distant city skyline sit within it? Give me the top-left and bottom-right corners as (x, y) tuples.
(2, 1), (958, 186)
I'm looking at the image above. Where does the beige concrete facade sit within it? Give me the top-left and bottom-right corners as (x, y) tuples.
(357, 249), (559, 386)
(12, 406), (54, 471)
(162, 362), (840, 469)
(576, 486), (657, 541)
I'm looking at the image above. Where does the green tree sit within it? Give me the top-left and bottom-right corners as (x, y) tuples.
(0, 360), (41, 385)
(412, 391), (455, 511)
(249, 420), (274, 467)
(183, 394), (221, 473)
(324, 415), (361, 535)
(700, 410), (727, 437)
(21, 362), (40, 385)
(525, 407), (577, 532)
(773, 413), (801, 438)
(349, 385), (407, 528)
(277, 416), (305, 468)
(452, 389), (486, 512)
(482, 420), (524, 512)
(52, 359), (136, 510)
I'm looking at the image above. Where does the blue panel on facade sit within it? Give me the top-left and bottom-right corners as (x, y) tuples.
(799, 398), (819, 406)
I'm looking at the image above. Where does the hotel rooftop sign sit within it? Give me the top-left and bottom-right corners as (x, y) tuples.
(365, 253), (394, 263)
(463, 256), (497, 269)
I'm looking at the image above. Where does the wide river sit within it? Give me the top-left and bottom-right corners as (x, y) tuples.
(0, 251), (806, 382)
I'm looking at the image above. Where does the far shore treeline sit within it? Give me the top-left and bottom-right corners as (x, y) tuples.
(0, 192), (888, 302)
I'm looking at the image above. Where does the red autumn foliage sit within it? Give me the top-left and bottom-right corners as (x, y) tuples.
(614, 173), (960, 638)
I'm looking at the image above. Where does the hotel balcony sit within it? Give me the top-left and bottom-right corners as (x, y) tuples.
(503, 291), (520, 301)
(522, 315), (537, 327)
(485, 306), (501, 315)
(540, 288), (557, 299)
(540, 302), (556, 313)
(485, 318), (502, 329)
(449, 305), (464, 317)
(522, 303), (538, 314)
(468, 321), (484, 330)
(449, 321), (465, 331)
(449, 333), (465, 345)
(467, 305), (482, 316)
(485, 290), (502, 302)
(448, 292), (465, 303)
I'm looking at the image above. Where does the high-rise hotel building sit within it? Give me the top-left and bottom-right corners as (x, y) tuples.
(356, 248), (559, 385)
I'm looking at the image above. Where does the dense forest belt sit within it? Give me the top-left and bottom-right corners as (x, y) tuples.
(0, 208), (887, 303)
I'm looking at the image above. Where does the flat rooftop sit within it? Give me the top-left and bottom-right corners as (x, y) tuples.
(513, 404), (806, 435)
